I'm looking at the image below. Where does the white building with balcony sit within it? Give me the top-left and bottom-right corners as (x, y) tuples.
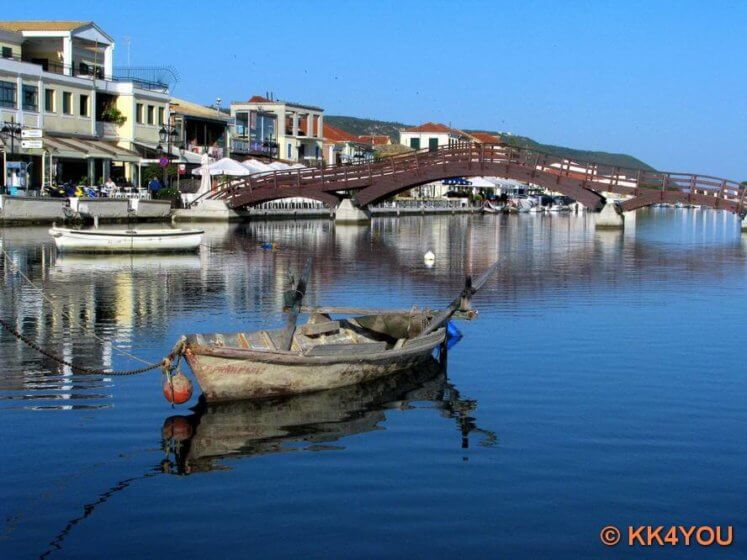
(0, 20), (171, 191)
(230, 95), (324, 164)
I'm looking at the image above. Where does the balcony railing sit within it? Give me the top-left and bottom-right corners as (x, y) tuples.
(0, 55), (171, 92)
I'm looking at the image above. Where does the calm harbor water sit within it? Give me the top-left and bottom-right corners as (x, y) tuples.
(1, 210), (745, 558)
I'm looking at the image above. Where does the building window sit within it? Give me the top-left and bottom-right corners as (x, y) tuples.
(428, 138), (439, 152)
(287, 143), (292, 159)
(1, 47), (12, 59)
(21, 85), (38, 111)
(158, 107), (165, 125)
(45, 89), (55, 112)
(136, 103), (144, 124)
(409, 137), (420, 150)
(147, 105), (154, 125)
(0, 80), (16, 108)
(62, 91), (73, 115)
(79, 94), (90, 117)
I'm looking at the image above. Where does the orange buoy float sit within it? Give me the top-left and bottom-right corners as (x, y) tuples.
(163, 371), (193, 404)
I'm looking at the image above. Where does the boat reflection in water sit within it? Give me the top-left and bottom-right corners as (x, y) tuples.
(54, 252), (202, 274)
(161, 359), (496, 475)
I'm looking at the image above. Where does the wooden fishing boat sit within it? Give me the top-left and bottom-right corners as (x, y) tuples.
(181, 310), (446, 401)
(172, 259), (498, 403)
(49, 226), (204, 253)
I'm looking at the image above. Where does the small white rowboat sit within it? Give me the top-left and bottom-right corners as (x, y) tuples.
(49, 227), (204, 253)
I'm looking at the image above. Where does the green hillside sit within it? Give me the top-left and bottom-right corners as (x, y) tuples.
(481, 132), (656, 171)
(325, 115), (655, 171)
(325, 116), (409, 142)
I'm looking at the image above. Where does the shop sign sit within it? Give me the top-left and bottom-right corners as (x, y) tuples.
(21, 139), (43, 149)
(21, 129), (43, 139)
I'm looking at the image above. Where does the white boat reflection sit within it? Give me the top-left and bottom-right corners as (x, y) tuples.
(53, 253), (202, 274)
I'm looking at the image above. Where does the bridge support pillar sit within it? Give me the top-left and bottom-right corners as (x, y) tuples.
(335, 199), (371, 224)
(595, 202), (624, 229)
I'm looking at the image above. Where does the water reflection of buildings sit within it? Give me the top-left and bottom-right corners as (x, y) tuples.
(2, 212), (744, 406)
(161, 359), (496, 475)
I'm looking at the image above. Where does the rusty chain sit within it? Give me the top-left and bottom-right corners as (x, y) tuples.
(0, 316), (168, 376)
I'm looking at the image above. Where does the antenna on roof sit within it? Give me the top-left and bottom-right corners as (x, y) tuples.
(123, 35), (131, 66)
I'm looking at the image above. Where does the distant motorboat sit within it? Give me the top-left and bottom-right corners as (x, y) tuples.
(514, 198), (534, 213)
(529, 205), (544, 213)
(49, 226), (204, 253)
(481, 201), (504, 214)
(549, 205), (571, 213)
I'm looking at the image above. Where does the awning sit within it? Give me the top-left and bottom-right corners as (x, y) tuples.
(132, 142), (204, 164)
(1, 135), (153, 163)
(1, 135), (142, 161)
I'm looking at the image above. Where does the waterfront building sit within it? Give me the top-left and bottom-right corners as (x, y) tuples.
(398, 123), (471, 198)
(230, 95), (324, 164)
(323, 124), (375, 165)
(399, 122), (471, 151)
(169, 97), (231, 163)
(0, 20), (171, 190)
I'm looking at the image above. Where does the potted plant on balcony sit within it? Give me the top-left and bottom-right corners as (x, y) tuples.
(100, 104), (127, 126)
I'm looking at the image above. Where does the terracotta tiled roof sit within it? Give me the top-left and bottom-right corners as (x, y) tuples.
(0, 21), (91, 32)
(323, 124), (357, 142)
(404, 122), (456, 134)
(357, 135), (390, 145)
(469, 132), (501, 143)
(248, 95), (273, 103)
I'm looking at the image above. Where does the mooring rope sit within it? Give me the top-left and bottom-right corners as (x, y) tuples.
(1, 246), (155, 366)
(0, 317), (167, 375)
(0, 246), (184, 375)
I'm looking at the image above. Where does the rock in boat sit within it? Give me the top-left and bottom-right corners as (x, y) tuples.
(48, 226), (204, 253)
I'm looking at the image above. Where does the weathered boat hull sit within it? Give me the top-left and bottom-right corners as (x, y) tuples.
(49, 227), (204, 253)
(183, 329), (445, 402)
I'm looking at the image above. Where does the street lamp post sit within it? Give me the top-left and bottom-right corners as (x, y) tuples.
(1, 117), (23, 155)
(0, 117), (24, 192)
(157, 123), (179, 188)
(262, 135), (278, 159)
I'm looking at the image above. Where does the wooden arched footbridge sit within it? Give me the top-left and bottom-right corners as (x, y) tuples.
(199, 143), (746, 215)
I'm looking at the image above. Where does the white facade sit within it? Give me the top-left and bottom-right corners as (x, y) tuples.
(399, 123), (470, 152)
(399, 131), (452, 151)
(230, 96), (324, 163)
(0, 21), (171, 189)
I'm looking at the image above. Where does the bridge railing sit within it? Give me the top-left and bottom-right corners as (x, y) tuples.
(193, 141), (746, 213)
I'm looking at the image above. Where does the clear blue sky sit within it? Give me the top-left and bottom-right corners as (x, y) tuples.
(7, 0), (746, 178)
